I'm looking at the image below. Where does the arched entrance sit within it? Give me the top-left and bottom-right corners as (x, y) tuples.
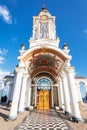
(37, 78), (51, 110)
(30, 72), (58, 110)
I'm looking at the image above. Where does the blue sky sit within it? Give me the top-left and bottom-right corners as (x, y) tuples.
(0, 0), (87, 81)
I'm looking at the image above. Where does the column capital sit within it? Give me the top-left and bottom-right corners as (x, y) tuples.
(15, 67), (25, 74)
(64, 66), (75, 74)
(57, 77), (60, 82)
(23, 73), (29, 79)
(60, 71), (66, 78)
(58, 77), (62, 83)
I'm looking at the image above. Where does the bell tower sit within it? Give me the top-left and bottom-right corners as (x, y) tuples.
(29, 6), (60, 48)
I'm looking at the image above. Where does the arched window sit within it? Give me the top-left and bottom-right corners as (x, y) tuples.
(37, 78), (51, 90)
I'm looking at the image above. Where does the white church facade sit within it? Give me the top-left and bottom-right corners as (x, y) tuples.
(0, 6), (87, 122)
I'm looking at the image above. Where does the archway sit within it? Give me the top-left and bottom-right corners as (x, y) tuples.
(37, 77), (51, 110)
(30, 71), (59, 109)
(79, 82), (87, 103)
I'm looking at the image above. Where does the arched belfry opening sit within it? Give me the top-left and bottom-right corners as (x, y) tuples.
(8, 6), (84, 123)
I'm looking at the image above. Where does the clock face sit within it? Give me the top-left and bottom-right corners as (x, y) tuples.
(40, 15), (48, 21)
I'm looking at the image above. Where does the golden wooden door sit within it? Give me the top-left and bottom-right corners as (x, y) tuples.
(44, 90), (49, 110)
(37, 91), (43, 110)
(37, 90), (50, 110)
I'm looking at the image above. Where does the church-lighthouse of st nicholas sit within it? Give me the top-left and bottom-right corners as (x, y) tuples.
(8, 6), (84, 122)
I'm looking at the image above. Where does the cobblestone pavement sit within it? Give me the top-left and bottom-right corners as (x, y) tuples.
(18, 109), (72, 130)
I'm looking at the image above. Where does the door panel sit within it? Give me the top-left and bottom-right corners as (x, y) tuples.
(44, 91), (49, 109)
(37, 90), (50, 110)
(37, 91), (43, 109)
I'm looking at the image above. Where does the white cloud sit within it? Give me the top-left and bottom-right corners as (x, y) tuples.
(0, 48), (8, 55)
(0, 68), (10, 81)
(0, 56), (5, 64)
(0, 48), (8, 64)
(0, 5), (12, 24)
(0, 49), (10, 83)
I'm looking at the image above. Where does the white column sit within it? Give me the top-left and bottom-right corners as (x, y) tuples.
(76, 82), (83, 104)
(33, 26), (35, 39)
(0, 82), (5, 102)
(66, 67), (84, 122)
(39, 22), (40, 38)
(8, 84), (12, 101)
(26, 77), (31, 109)
(35, 85), (37, 107)
(58, 78), (65, 110)
(7, 83), (11, 103)
(57, 85), (61, 107)
(49, 22), (51, 39)
(18, 74), (29, 113)
(28, 87), (31, 108)
(9, 67), (24, 120)
(9, 83), (15, 101)
(61, 71), (71, 114)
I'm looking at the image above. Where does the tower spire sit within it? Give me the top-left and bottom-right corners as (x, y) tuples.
(42, 2), (46, 10)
